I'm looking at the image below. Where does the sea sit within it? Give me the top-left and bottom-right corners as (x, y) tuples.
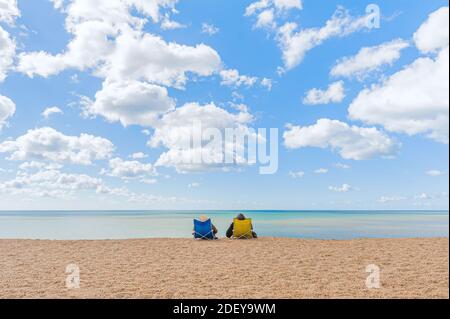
(0, 210), (448, 240)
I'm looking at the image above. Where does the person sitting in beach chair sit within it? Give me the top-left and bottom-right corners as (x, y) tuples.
(193, 215), (218, 240)
(226, 213), (257, 239)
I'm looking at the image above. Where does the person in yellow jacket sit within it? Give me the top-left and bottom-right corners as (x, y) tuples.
(226, 213), (258, 239)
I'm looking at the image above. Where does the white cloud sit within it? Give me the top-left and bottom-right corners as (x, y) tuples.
(149, 102), (254, 172)
(255, 9), (275, 29)
(0, 0), (20, 25)
(81, 80), (175, 127)
(283, 119), (398, 160)
(245, 0), (269, 16)
(0, 94), (15, 130)
(349, 7), (449, 144)
(349, 47), (449, 143)
(104, 157), (157, 181)
(0, 168), (104, 199)
(160, 15), (186, 30)
(0, 127), (114, 165)
(17, 0), (221, 89)
(220, 69), (258, 88)
(245, 0), (304, 34)
(0, 25), (15, 82)
(42, 106), (63, 119)
(16, 51), (67, 78)
(202, 23), (219, 35)
(378, 192), (447, 203)
(19, 161), (46, 170)
(188, 182), (200, 188)
(415, 192), (431, 200)
(334, 163), (350, 169)
(328, 183), (353, 193)
(413, 6), (449, 54)
(220, 69), (273, 90)
(19, 161), (62, 171)
(98, 30), (221, 88)
(49, 0), (65, 10)
(303, 81), (345, 105)
(426, 170), (445, 177)
(273, 0), (302, 11)
(289, 170), (304, 178)
(331, 39), (410, 79)
(378, 196), (407, 203)
(130, 152), (148, 159)
(261, 78), (273, 90)
(314, 168), (328, 174)
(276, 7), (372, 70)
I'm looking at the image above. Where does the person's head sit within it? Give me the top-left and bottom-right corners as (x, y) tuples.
(236, 213), (246, 220)
(199, 215), (209, 222)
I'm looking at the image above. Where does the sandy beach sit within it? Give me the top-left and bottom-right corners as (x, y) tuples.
(0, 237), (448, 299)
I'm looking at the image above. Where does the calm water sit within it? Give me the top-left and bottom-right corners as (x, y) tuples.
(0, 210), (448, 240)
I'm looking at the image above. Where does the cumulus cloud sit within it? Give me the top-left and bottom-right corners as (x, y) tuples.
(0, 0), (20, 25)
(188, 182), (200, 188)
(0, 25), (15, 82)
(49, 0), (65, 10)
(349, 7), (449, 143)
(219, 69), (273, 90)
(0, 168), (104, 199)
(415, 192), (431, 200)
(81, 80), (175, 127)
(160, 15), (186, 30)
(331, 39), (410, 79)
(303, 81), (345, 105)
(426, 170), (445, 177)
(349, 47), (449, 143)
(0, 127), (114, 165)
(334, 163), (350, 169)
(314, 168), (328, 174)
(328, 183), (353, 193)
(289, 170), (304, 178)
(0, 94), (15, 130)
(16, 0), (221, 89)
(413, 6), (448, 53)
(18, 161), (62, 171)
(99, 30), (221, 88)
(378, 196), (407, 203)
(130, 152), (148, 159)
(149, 102), (255, 172)
(202, 23), (219, 35)
(283, 119), (398, 160)
(0, 167), (207, 204)
(245, 0), (302, 30)
(246, 0), (302, 15)
(219, 69), (258, 88)
(276, 7), (372, 70)
(103, 157), (157, 181)
(255, 9), (275, 29)
(261, 78), (273, 90)
(42, 106), (63, 119)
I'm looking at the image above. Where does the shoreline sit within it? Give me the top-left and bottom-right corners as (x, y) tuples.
(0, 235), (447, 241)
(0, 237), (448, 299)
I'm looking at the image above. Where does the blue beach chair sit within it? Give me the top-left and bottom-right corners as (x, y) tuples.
(193, 218), (215, 240)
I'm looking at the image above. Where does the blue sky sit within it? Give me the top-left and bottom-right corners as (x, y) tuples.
(0, 0), (448, 210)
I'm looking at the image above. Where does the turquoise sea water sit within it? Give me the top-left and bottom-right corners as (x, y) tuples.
(0, 210), (448, 240)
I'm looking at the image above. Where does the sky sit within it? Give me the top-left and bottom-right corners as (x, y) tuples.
(0, 0), (448, 210)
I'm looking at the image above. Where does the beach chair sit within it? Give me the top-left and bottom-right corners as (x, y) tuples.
(232, 218), (254, 239)
(193, 218), (215, 240)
